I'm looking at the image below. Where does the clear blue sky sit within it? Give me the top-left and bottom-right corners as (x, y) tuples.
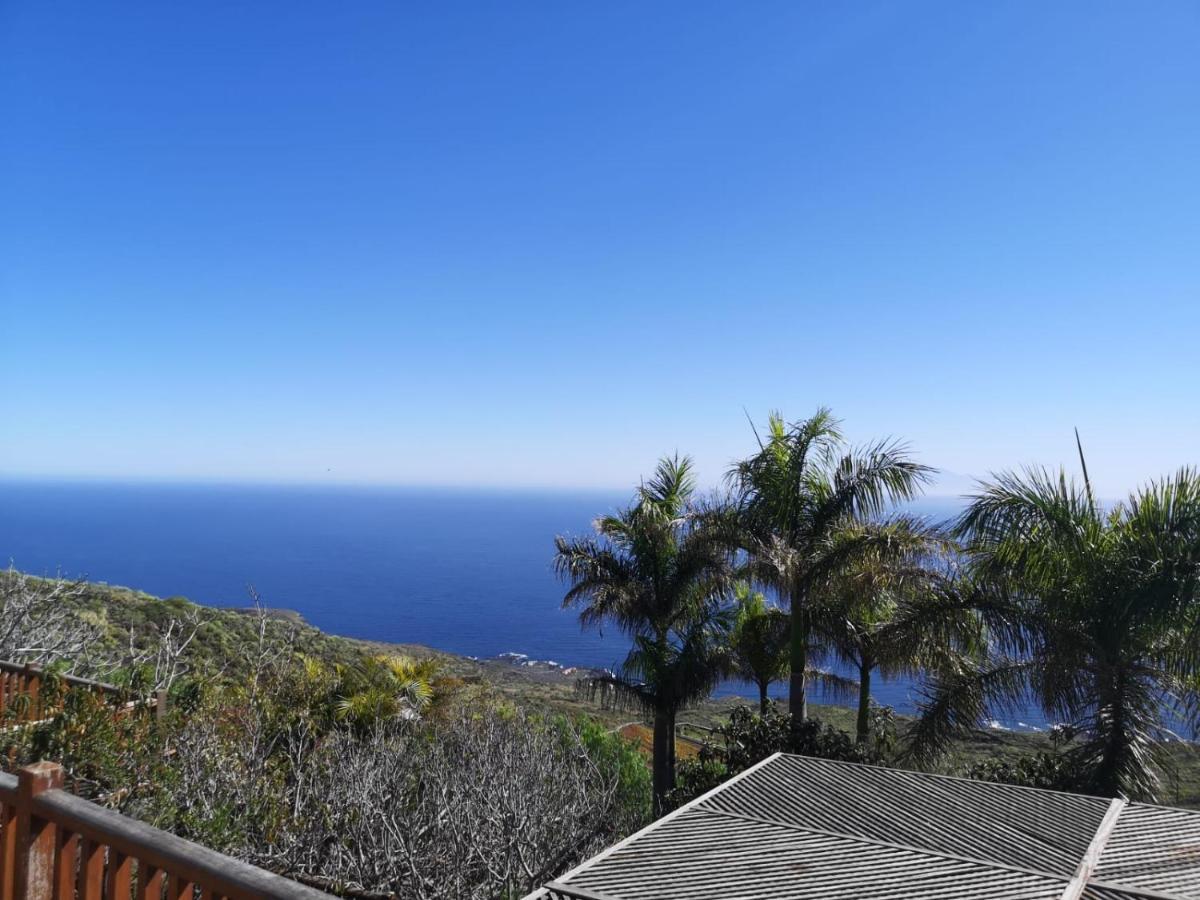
(2, 2), (1197, 497)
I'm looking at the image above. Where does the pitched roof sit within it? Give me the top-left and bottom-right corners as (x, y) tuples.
(525, 753), (1200, 900)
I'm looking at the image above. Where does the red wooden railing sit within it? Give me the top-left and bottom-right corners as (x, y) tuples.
(0, 762), (332, 900)
(0, 663), (165, 729)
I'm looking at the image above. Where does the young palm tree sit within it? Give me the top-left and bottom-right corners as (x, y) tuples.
(821, 533), (979, 743)
(729, 583), (789, 713)
(554, 455), (732, 811)
(728, 409), (934, 738)
(582, 614), (732, 811)
(913, 459), (1200, 799)
(333, 654), (440, 732)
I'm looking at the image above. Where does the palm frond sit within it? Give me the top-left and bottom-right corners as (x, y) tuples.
(807, 440), (935, 538)
(556, 454), (735, 726)
(806, 667), (859, 703)
(906, 657), (1035, 766)
(575, 673), (655, 716)
(729, 583), (790, 687)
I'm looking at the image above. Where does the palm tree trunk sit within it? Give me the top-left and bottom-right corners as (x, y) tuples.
(1094, 667), (1135, 798)
(789, 598), (810, 739)
(758, 678), (770, 714)
(651, 706), (673, 814)
(667, 707), (677, 793)
(856, 661), (872, 744)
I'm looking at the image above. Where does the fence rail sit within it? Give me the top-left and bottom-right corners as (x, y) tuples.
(0, 663), (165, 728)
(0, 762), (332, 900)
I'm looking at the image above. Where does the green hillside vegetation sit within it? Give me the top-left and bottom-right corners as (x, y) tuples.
(9, 569), (1200, 809)
(1, 570), (653, 899)
(29, 576), (365, 676)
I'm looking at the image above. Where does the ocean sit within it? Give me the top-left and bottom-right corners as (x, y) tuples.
(0, 480), (1040, 727)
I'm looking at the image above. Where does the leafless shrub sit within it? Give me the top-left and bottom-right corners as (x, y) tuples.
(0, 570), (640, 898)
(124, 607), (205, 692)
(275, 710), (622, 899)
(244, 586), (298, 700)
(154, 600), (320, 852)
(164, 698), (626, 899)
(0, 566), (103, 670)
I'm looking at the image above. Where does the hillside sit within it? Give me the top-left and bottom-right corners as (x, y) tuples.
(15, 573), (1200, 808)
(21, 575), (364, 677)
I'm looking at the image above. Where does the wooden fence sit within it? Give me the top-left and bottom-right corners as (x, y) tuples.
(0, 663), (165, 729)
(0, 664), (336, 897)
(0, 762), (333, 900)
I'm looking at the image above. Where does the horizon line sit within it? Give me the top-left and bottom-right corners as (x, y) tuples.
(0, 471), (983, 500)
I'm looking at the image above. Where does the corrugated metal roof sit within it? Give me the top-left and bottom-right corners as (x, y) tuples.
(1080, 885), (1177, 900)
(525, 753), (1200, 900)
(1093, 802), (1200, 897)
(701, 752), (1111, 878)
(552, 807), (1070, 899)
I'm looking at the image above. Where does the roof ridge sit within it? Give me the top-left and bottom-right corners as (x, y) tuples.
(1060, 798), (1126, 900)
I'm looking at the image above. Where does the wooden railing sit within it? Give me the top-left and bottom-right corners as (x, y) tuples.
(0, 762), (333, 900)
(0, 663), (165, 729)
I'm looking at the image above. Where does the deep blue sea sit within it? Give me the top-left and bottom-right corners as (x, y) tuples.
(0, 481), (1046, 727)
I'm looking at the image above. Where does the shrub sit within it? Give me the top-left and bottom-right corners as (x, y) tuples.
(964, 751), (1084, 792)
(669, 757), (728, 808)
(576, 718), (653, 835)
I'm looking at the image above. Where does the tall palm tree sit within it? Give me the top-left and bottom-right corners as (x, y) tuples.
(554, 455), (732, 811)
(912, 458), (1200, 800)
(728, 409), (934, 739)
(729, 583), (790, 713)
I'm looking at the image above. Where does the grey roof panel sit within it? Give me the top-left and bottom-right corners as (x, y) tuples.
(1094, 802), (1200, 898)
(1082, 886), (1172, 900)
(563, 807), (1070, 900)
(698, 753), (1110, 878)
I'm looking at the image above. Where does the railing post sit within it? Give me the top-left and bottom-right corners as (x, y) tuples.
(14, 763), (63, 900)
(21, 667), (39, 725)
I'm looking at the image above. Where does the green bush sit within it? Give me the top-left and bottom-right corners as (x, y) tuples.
(576, 717), (653, 833)
(669, 757), (728, 808)
(964, 750), (1085, 793)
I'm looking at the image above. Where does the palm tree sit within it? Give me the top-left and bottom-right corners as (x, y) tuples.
(554, 455), (732, 811)
(913, 456), (1200, 800)
(728, 409), (933, 739)
(821, 530), (978, 743)
(582, 614), (731, 810)
(729, 583), (789, 713)
(333, 654), (440, 732)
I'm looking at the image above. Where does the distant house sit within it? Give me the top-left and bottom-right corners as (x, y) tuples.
(524, 752), (1200, 900)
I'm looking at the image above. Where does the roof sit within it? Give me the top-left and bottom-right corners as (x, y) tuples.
(525, 753), (1200, 900)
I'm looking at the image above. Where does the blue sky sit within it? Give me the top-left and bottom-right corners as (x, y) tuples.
(2, 2), (1197, 497)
